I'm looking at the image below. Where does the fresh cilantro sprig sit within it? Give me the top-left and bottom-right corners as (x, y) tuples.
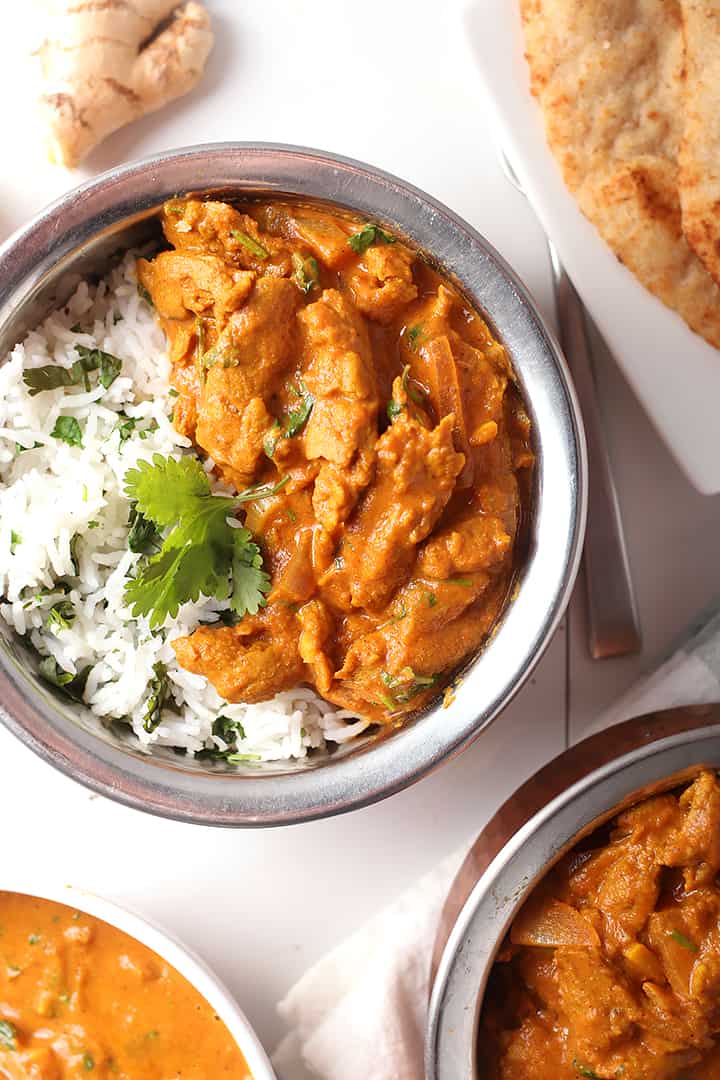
(123, 455), (286, 628)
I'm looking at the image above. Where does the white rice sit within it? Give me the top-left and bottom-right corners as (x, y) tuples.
(0, 254), (368, 762)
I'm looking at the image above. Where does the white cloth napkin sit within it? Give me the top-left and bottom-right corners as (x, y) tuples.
(271, 851), (465, 1080)
(271, 606), (720, 1080)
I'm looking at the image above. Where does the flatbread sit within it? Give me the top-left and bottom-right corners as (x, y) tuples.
(520, 0), (720, 349)
(679, 0), (720, 286)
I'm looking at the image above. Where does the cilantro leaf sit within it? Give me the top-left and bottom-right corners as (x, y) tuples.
(46, 600), (75, 634)
(284, 380), (314, 438)
(51, 416), (83, 447)
(127, 504), (160, 555)
(76, 346), (122, 390)
(24, 346), (122, 397)
(347, 223), (396, 254)
(143, 661), (169, 733)
(291, 252), (320, 294)
(123, 455), (276, 627)
(124, 455), (211, 529)
(231, 528), (270, 616)
(230, 229), (269, 260)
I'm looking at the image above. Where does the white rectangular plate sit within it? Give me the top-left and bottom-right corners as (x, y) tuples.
(465, 0), (720, 494)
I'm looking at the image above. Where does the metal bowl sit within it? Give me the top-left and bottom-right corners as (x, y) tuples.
(0, 142), (586, 826)
(426, 704), (720, 1079)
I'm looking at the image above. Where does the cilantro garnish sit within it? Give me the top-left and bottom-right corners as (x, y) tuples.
(23, 345), (122, 396)
(0, 1020), (17, 1050)
(573, 1064), (600, 1080)
(46, 600), (75, 634)
(284, 380), (315, 438)
(127, 504), (160, 555)
(51, 416), (83, 448)
(143, 661), (169, 733)
(231, 229), (269, 260)
(406, 324), (424, 350)
(387, 399), (404, 421)
(122, 455), (282, 627)
(38, 657), (90, 701)
(668, 929), (698, 952)
(347, 223), (396, 254)
(291, 252), (320, 294)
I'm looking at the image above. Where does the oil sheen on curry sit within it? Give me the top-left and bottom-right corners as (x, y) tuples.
(137, 198), (533, 723)
(0, 892), (250, 1078)
(479, 771), (720, 1079)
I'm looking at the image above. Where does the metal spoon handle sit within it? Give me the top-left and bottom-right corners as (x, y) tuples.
(548, 241), (641, 658)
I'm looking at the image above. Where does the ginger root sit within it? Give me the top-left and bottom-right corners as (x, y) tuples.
(36, 1), (214, 168)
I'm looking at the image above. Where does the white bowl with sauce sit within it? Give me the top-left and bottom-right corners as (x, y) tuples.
(1, 879), (276, 1079)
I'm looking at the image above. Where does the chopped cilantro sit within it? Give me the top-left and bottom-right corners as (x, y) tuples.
(212, 715), (246, 744)
(0, 1020), (17, 1050)
(51, 416), (83, 448)
(668, 929), (698, 952)
(445, 576), (473, 587)
(28, 933), (40, 945)
(117, 415), (136, 442)
(38, 657), (89, 701)
(263, 419), (282, 459)
(15, 440), (42, 453)
(406, 324), (424, 350)
(10, 531), (21, 550)
(143, 661), (169, 733)
(87, 520), (99, 529)
(46, 600), (75, 634)
(231, 229), (269, 260)
(573, 1064), (600, 1080)
(387, 399), (404, 421)
(69, 535), (81, 575)
(284, 380), (314, 438)
(426, 592), (437, 607)
(347, 223), (396, 254)
(291, 252), (320, 294)
(82, 1052), (95, 1071)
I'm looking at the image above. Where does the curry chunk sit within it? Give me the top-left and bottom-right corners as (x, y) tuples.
(162, 198), (292, 274)
(172, 605), (305, 703)
(341, 412), (464, 611)
(344, 242), (418, 324)
(297, 288), (379, 532)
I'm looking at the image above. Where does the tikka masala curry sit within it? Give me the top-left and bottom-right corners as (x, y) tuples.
(137, 198), (533, 722)
(0, 891), (250, 1078)
(479, 771), (720, 1079)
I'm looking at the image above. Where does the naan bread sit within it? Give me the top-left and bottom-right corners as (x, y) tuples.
(520, 0), (720, 349)
(679, 1), (720, 286)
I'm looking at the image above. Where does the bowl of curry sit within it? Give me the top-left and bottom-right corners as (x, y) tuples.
(427, 704), (720, 1080)
(0, 883), (275, 1078)
(0, 143), (585, 825)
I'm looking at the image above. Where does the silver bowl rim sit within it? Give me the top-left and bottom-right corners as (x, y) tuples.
(0, 141), (587, 826)
(426, 709), (720, 1079)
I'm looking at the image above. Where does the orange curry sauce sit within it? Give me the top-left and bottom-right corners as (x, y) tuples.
(0, 892), (251, 1079)
(138, 198), (533, 723)
(479, 771), (720, 1079)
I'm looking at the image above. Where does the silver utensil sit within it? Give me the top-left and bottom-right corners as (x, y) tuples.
(499, 147), (641, 659)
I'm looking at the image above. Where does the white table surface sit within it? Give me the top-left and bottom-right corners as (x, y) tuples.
(2, 0), (720, 1058)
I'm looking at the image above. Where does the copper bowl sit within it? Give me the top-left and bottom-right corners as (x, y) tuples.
(426, 704), (720, 1078)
